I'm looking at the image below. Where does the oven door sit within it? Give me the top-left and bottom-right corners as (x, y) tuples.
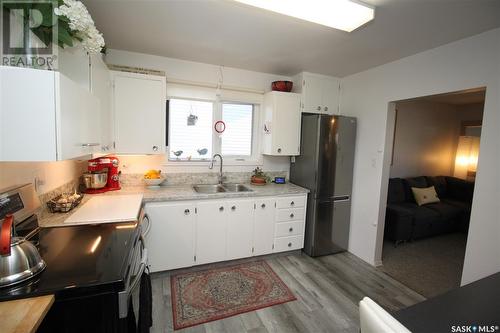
(118, 233), (148, 320)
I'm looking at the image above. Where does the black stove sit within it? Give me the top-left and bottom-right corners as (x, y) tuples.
(0, 184), (147, 333)
(0, 221), (138, 302)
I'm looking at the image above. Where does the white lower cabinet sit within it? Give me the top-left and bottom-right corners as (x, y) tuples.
(145, 201), (196, 272)
(273, 195), (307, 253)
(145, 194), (307, 273)
(226, 199), (255, 260)
(253, 198), (276, 256)
(196, 200), (227, 265)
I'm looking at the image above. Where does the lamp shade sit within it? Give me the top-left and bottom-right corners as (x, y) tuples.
(454, 136), (480, 180)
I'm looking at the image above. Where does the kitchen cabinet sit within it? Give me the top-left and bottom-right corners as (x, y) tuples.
(145, 201), (196, 272)
(144, 193), (307, 272)
(262, 91), (301, 156)
(226, 199), (254, 260)
(111, 71), (166, 154)
(293, 72), (340, 115)
(253, 198), (276, 256)
(0, 66), (100, 161)
(90, 54), (113, 152)
(196, 200), (227, 265)
(58, 45), (91, 91)
(273, 195), (307, 253)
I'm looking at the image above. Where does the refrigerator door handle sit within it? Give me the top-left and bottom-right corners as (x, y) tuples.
(333, 195), (350, 202)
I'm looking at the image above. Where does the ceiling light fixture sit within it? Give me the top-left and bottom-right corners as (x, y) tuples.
(234, 0), (374, 32)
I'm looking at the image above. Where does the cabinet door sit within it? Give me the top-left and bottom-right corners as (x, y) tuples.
(302, 75), (323, 113)
(273, 92), (301, 155)
(57, 73), (101, 160)
(113, 72), (166, 154)
(90, 54), (113, 152)
(0, 67), (57, 161)
(226, 199), (254, 260)
(253, 198), (276, 256)
(58, 45), (90, 91)
(145, 202), (196, 272)
(322, 77), (339, 115)
(196, 201), (227, 265)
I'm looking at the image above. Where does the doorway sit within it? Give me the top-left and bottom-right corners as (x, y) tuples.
(378, 88), (485, 298)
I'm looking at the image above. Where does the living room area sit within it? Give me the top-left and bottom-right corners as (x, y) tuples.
(380, 88), (485, 299)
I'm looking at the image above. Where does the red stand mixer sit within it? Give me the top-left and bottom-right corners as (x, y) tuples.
(83, 156), (121, 194)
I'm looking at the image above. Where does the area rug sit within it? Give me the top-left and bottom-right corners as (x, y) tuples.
(170, 261), (296, 330)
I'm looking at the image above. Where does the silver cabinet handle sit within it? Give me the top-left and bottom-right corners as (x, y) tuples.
(288, 242), (292, 247)
(277, 148), (282, 153)
(290, 213), (294, 218)
(219, 206), (224, 212)
(324, 106), (329, 112)
(152, 145), (159, 152)
(261, 203), (266, 208)
(289, 227), (293, 232)
(290, 201), (295, 206)
(81, 143), (100, 147)
(231, 206), (236, 211)
(317, 106), (321, 111)
(184, 209), (190, 215)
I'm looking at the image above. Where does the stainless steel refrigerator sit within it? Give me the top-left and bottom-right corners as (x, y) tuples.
(290, 114), (357, 257)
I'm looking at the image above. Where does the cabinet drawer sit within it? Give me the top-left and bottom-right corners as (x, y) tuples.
(276, 208), (304, 222)
(275, 221), (304, 237)
(276, 196), (305, 209)
(274, 235), (303, 252)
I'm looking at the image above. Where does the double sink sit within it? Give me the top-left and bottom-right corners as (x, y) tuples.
(193, 183), (253, 194)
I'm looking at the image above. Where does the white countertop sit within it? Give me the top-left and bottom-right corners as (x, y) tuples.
(63, 194), (143, 225)
(39, 183), (309, 228)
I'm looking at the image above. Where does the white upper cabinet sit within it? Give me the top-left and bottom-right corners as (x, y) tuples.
(111, 71), (166, 154)
(58, 45), (91, 91)
(293, 72), (340, 114)
(262, 91), (301, 156)
(90, 54), (113, 153)
(0, 66), (100, 161)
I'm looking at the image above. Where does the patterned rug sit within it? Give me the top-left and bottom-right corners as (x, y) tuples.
(170, 261), (296, 330)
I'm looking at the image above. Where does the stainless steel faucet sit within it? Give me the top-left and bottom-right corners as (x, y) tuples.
(209, 154), (224, 184)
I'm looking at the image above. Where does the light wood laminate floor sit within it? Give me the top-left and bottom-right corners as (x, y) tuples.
(150, 252), (425, 333)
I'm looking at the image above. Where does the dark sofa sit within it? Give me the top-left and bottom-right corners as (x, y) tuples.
(385, 176), (474, 245)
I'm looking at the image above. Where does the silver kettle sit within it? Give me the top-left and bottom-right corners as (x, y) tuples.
(0, 215), (46, 287)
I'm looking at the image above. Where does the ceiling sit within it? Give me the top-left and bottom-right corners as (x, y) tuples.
(83, 0), (500, 77)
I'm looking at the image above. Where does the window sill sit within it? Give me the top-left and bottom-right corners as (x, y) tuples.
(163, 157), (263, 167)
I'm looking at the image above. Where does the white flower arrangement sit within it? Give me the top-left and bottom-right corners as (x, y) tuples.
(54, 0), (105, 54)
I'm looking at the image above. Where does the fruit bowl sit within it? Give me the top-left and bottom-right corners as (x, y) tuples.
(144, 176), (165, 187)
(144, 169), (165, 186)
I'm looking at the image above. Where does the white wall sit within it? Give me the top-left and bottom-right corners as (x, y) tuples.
(106, 49), (292, 174)
(390, 100), (483, 178)
(0, 160), (86, 194)
(391, 101), (458, 178)
(341, 28), (500, 285)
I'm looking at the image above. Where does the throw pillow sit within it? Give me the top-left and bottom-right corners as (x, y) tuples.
(411, 186), (440, 206)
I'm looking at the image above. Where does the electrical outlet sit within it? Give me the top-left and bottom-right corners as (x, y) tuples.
(32, 169), (46, 193)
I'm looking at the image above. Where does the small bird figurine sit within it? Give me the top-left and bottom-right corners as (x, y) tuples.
(197, 148), (208, 156)
(173, 150), (183, 159)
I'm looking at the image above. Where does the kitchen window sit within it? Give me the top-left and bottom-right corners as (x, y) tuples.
(167, 98), (259, 163)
